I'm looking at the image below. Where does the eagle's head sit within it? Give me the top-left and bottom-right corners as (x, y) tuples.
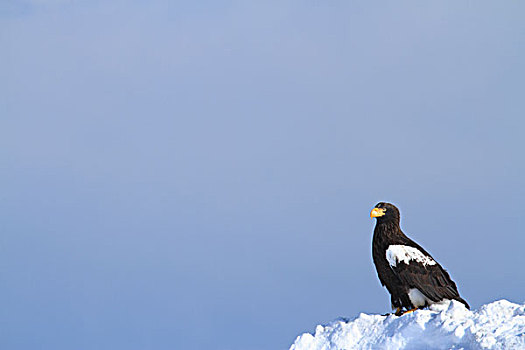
(370, 202), (400, 224)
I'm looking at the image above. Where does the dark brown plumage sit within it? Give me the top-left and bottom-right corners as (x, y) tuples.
(371, 202), (469, 315)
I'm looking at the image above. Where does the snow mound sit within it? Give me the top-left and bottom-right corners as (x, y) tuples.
(290, 300), (525, 350)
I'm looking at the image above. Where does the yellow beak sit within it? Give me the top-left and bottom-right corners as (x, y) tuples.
(370, 207), (386, 219)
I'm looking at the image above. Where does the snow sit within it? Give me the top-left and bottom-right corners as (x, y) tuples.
(385, 245), (436, 267)
(290, 300), (525, 350)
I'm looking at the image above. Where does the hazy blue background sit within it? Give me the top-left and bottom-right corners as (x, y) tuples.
(2, 1), (524, 349)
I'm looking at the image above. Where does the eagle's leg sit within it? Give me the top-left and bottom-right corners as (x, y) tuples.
(394, 307), (403, 316)
(400, 307), (418, 315)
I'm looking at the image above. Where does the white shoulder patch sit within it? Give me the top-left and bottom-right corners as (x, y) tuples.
(385, 244), (436, 267)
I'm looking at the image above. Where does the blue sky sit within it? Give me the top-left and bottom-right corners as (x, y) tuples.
(2, 1), (524, 349)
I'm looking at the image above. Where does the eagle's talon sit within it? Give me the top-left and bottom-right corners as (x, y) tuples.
(401, 307), (418, 315)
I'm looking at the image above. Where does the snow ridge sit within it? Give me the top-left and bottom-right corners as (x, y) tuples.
(290, 300), (525, 350)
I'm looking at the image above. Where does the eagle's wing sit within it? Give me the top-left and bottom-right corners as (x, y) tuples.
(387, 242), (462, 302)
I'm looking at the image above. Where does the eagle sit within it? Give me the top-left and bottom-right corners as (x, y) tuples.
(370, 202), (469, 316)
